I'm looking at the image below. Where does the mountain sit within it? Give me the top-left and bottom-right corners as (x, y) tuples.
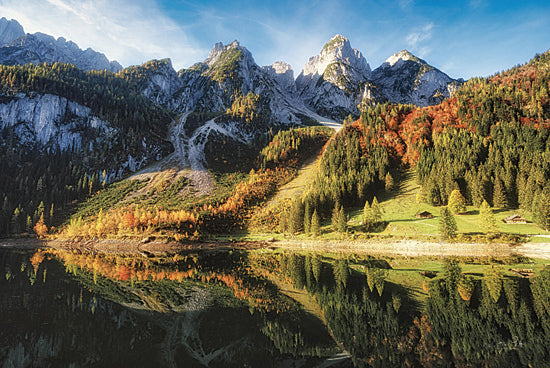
(262, 61), (296, 95)
(0, 19), (122, 72)
(372, 49), (462, 106)
(0, 17), (24, 46)
(296, 34), (376, 120)
(123, 40), (324, 173)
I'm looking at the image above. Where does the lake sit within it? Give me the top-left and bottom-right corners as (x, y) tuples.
(1, 247), (549, 367)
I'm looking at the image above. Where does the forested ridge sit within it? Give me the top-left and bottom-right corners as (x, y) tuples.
(303, 50), (550, 230)
(0, 62), (174, 236)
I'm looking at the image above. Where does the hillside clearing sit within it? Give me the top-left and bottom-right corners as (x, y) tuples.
(346, 170), (550, 241)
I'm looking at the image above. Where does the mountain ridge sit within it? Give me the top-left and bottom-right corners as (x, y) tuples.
(0, 18), (122, 72)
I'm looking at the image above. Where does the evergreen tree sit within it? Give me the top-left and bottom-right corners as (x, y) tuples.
(334, 258), (350, 290)
(370, 196), (383, 223)
(288, 197), (303, 234)
(311, 254), (322, 283)
(485, 266), (503, 303)
(492, 177), (508, 208)
(479, 200), (497, 233)
(385, 172), (395, 191)
(303, 198), (311, 235)
(439, 207), (457, 240)
(363, 196), (383, 230)
(363, 200), (371, 226)
(448, 189), (467, 214)
(443, 258), (462, 293)
(332, 204), (347, 233)
(311, 210), (321, 237)
(533, 189), (550, 230)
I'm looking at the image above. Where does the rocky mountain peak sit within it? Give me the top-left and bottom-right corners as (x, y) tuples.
(321, 34), (353, 57)
(297, 34), (371, 87)
(383, 49), (423, 68)
(0, 22), (122, 72)
(205, 40), (253, 67)
(295, 34), (373, 120)
(372, 49), (461, 107)
(0, 17), (24, 46)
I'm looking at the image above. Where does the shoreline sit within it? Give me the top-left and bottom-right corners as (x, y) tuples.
(1, 237), (549, 259)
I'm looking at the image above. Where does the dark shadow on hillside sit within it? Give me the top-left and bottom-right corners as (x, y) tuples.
(375, 169), (417, 203)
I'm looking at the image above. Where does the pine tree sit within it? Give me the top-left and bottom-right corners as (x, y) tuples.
(311, 254), (322, 283)
(492, 177), (508, 208)
(363, 200), (371, 226)
(334, 258), (349, 290)
(533, 190), (550, 230)
(439, 206), (457, 240)
(332, 202), (340, 232)
(448, 189), (467, 214)
(485, 266), (503, 303)
(479, 200), (497, 233)
(385, 172), (395, 191)
(332, 204), (347, 233)
(303, 198), (311, 235)
(311, 210), (320, 237)
(288, 197), (303, 234)
(370, 196), (382, 222)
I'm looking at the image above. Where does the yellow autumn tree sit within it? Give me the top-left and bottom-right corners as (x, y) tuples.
(34, 213), (48, 238)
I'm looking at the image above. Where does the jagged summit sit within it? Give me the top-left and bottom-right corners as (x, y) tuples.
(372, 49), (461, 107)
(295, 34), (374, 120)
(205, 40), (254, 67)
(298, 34), (371, 82)
(0, 17), (24, 46)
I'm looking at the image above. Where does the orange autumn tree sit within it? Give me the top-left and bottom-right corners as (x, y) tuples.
(34, 213), (48, 238)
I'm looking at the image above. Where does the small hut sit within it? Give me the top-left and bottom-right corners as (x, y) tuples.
(502, 214), (527, 224)
(415, 211), (434, 219)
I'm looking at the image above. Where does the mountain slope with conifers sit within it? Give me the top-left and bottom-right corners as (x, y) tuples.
(5, 46), (550, 244)
(285, 50), (550, 239)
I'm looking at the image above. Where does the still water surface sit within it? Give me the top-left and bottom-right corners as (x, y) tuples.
(1, 248), (549, 367)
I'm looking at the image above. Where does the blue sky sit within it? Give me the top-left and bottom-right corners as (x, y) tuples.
(0, 0), (549, 79)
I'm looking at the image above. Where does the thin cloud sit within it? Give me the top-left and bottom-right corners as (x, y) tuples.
(0, 0), (206, 69)
(399, 0), (414, 10)
(405, 23), (433, 48)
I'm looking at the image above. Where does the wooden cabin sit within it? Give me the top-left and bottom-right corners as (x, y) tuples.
(415, 211), (434, 219)
(502, 214), (527, 224)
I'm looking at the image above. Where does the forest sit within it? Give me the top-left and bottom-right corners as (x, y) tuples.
(294, 51), (550, 232)
(0, 62), (175, 237)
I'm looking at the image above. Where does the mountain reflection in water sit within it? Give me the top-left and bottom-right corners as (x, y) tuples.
(1, 248), (549, 367)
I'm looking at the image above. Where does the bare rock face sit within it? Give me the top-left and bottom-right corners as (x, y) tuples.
(0, 19), (122, 72)
(372, 49), (463, 107)
(262, 61), (296, 95)
(295, 34), (376, 120)
(0, 17), (24, 46)
(0, 93), (113, 151)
